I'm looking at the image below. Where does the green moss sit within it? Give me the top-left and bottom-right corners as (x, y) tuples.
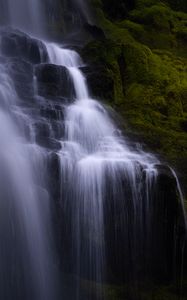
(127, 4), (187, 54)
(136, 0), (158, 9)
(82, 39), (124, 103)
(91, 1), (187, 54)
(130, 4), (173, 30)
(166, 0), (187, 12)
(81, 280), (187, 300)
(117, 19), (146, 39)
(122, 43), (153, 83)
(100, 0), (136, 20)
(86, 0), (187, 179)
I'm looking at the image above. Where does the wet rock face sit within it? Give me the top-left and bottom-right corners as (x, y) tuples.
(40, 104), (65, 121)
(0, 28), (67, 154)
(34, 120), (61, 148)
(0, 30), (48, 102)
(155, 164), (177, 189)
(0, 30), (73, 102)
(1, 30), (48, 64)
(151, 165), (179, 282)
(103, 163), (185, 284)
(84, 23), (105, 40)
(35, 64), (75, 100)
(0, 29), (67, 153)
(81, 66), (115, 102)
(7, 58), (34, 101)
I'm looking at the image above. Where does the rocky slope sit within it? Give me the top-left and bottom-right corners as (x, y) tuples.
(81, 0), (187, 190)
(2, 27), (186, 300)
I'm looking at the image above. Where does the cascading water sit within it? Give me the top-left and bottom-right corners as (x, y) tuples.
(0, 0), (186, 299)
(1, 0), (45, 35)
(0, 60), (58, 299)
(72, 0), (93, 24)
(45, 39), (186, 299)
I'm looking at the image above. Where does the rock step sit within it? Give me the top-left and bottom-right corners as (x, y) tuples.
(1, 29), (48, 64)
(35, 63), (75, 100)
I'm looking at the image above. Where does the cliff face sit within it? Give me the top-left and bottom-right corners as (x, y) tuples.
(81, 0), (187, 188)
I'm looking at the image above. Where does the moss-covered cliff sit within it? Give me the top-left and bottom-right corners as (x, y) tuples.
(81, 0), (187, 185)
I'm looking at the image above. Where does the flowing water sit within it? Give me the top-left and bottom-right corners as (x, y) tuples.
(73, 0), (93, 24)
(0, 0), (186, 299)
(1, 0), (45, 35)
(0, 61), (57, 299)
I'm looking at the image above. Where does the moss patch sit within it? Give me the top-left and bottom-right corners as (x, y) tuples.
(80, 279), (187, 300)
(83, 1), (187, 180)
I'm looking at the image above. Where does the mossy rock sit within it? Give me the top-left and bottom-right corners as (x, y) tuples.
(86, 0), (187, 183)
(82, 39), (124, 103)
(166, 0), (187, 12)
(101, 0), (136, 20)
(80, 280), (187, 300)
(130, 4), (174, 31)
(82, 65), (115, 102)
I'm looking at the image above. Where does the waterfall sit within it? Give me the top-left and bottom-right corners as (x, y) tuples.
(73, 0), (93, 24)
(44, 41), (186, 298)
(0, 61), (58, 299)
(0, 0), (186, 299)
(45, 43), (168, 298)
(2, 0), (45, 35)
